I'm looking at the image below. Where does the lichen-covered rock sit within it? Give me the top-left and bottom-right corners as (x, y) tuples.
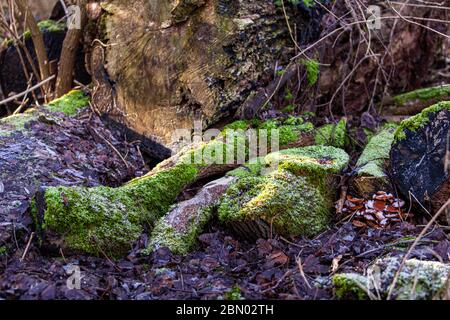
(333, 257), (450, 300)
(353, 125), (397, 196)
(391, 101), (450, 214)
(145, 176), (236, 255)
(218, 145), (349, 240)
(314, 118), (348, 149)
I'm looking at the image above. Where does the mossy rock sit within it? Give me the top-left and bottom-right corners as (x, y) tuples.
(353, 125), (397, 196)
(333, 257), (450, 300)
(315, 118), (348, 148)
(218, 146), (349, 240)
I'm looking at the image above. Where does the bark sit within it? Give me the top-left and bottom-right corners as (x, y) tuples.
(55, 1), (87, 98)
(15, 0), (51, 99)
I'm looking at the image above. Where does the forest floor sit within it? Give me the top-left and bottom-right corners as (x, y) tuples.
(0, 101), (449, 300)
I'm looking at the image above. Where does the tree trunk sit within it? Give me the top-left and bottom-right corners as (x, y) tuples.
(90, 0), (322, 148)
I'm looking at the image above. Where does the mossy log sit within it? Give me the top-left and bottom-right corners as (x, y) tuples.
(333, 257), (450, 300)
(381, 85), (450, 116)
(352, 125), (397, 197)
(33, 116), (316, 256)
(390, 102), (450, 217)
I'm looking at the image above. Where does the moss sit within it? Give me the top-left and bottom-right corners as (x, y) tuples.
(227, 157), (267, 179)
(333, 273), (369, 300)
(356, 127), (396, 178)
(301, 58), (320, 85)
(224, 120), (250, 131)
(265, 145), (349, 178)
(394, 101), (450, 141)
(315, 118), (347, 148)
(145, 206), (214, 255)
(219, 170), (331, 237)
(218, 146), (349, 238)
(3, 19), (66, 46)
(259, 117), (314, 146)
(44, 90), (90, 115)
(0, 112), (37, 136)
(39, 163), (199, 257)
(393, 85), (450, 106)
(225, 285), (244, 300)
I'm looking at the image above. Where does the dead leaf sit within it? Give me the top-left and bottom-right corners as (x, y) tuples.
(331, 255), (343, 273)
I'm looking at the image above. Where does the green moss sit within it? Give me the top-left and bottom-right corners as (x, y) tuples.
(219, 170), (331, 237)
(301, 58), (320, 85)
(0, 246), (7, 256)
(315, 118), (347, 148)
(145, 206), (214, 255)
(393, 85), (450, 106)
(265, 145), (349, 178)
(224, 120), (250, 131)
(260, 117), (314, 146)
(218, 146), (349, 238)
(44, 90), (90, 115)
(333, 273), (369, 300)
(0, 112), (37, 136)
(225, 286), (244, 300)
(394, 101), (450, 141)
(39, 163), (199, 257)
(3, 19), (66, 46)
(356, 127), (396, 178)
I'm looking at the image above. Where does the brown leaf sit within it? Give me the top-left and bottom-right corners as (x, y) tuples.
(352, 220), (367, 228)
(373, 200), (386, 211)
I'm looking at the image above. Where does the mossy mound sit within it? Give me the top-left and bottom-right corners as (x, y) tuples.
(333, 257), (450, 300)
(394, 101), (450, 141)
(353, 126), (397, 196)
(315, 118), (348, 148)
(218, 146), (349, 240)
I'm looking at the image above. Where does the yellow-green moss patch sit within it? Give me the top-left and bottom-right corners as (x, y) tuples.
(394, 101), (450, 141)
(315, 118), (347, 148)
(44, 90), (90, 115)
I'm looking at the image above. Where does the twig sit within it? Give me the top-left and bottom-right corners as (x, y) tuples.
(0, 75), (55, 106)
(20, 232), (34, 262)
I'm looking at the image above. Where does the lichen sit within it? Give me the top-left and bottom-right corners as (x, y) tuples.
(315, 118), (347, 148)
(394, 101), (450, 141)
(44, 90), (90, 115)
(333, 257), (450, 300)
(393, 85), (450, 106)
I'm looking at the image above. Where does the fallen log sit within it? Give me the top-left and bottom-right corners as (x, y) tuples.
(33, 116), (318, 256)
(390, 101), (450, 219)
(381, 85), (450, 116)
